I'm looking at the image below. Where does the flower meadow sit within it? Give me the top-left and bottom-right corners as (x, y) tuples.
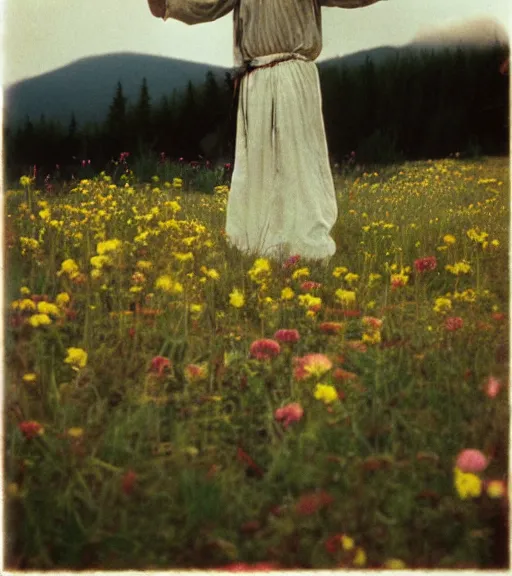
(4, 157), (509, 570)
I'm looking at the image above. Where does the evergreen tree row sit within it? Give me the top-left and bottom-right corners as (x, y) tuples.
(4, 44), (509, 184)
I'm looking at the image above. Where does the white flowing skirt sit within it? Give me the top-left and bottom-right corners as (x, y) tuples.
(225, 58), (338, 260)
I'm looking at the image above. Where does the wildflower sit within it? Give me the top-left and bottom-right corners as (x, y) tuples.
(353, 547), (367, 567)
(292, 267), (310, 280)
(155, 275), (183, 294)
(445, 261), (472, 275)
(281, 287), (295, 300)
(414, 256), (437, 273)
(298, 293), (322, 311)
(67, 427), (84, 438)
(136, 260), (153, 271)
(433, 297), (452, 314)
(341, 535), (355, 551)
(335, 289), (356, 307)
(185, 363), (208, 383)
(484, 376), (502, 398)
(362, 331), (381, 345)
(274, 403), (304, 428)
(455, 449), (488, 473)
(122, 470), (137, 495)
(294, 353), (333, 380)
(150, 356), (171, 377)
(296, 491), (334, 515)
(249, 339), (281, 361)
(274, 329), (300, 343)
(22, 373), (37, 383)
(319, 321), (345, 335)
(203, 268), (220, 280)
(491, 239), (500, 247)
(344, 272), (359, 284)
(28, 313), (52, 327)
(368, 274), (382, 287)
(90, 255), (111, 269)
(172, 177), (183, 189)
(362, 316), (383, 330)
(283, 254), (301, 269)
(454, 467), (482, 500)
(391, 272), (409, 288)
(12, 298), (36, 312)
(37, 302), (60, 316)
(486, 480), (506, 498)
(332, 266), (348, 278)
(64, 347), (88, 370)
(97, 239), (122, 255)
(443, 234), (456, 245)
(248, 258), (271, 282)
(19, 420), (44, 439)
(19, 175), (33, 187)
(314, 383), (339, 404)
(20, 286), (31, 296)
(444, 316), (464, 331)
(229, 288), (245, 308)
(301, 280), (321, 291)
(383, 559), (407, 569)
(173, 251), (194, 263)
(466, 228), (488, 244)
(55, 292), (70, 307)
(333, 368), (357, 381)
(58, 258), (80, 279)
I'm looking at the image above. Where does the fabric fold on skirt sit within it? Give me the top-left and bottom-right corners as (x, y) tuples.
(226, 57), (338, 261)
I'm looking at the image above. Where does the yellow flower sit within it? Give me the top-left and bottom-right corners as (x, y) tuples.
(281, 287), (295, 300)
(454, 467), (482, 500)
(383, 558), (407, 569)
(172, 177), (183, 189)
(314, 383), (338, 404)
(229, 288), (245, 308)
(344, 273), (359, 284)
(39, 208), (51, 220)
(368, 274), (381, 286)
(341, 535), (355, 551)
(136, 260), (153, 271)
(64, 347), (88, 370)
(491, 239), (500, 248)
(353, 548), (367, 567)
(20, 175), (33, 187)
(486, 480), (506, 499)
(189, 303), (203, 316)
(37, 301), (60, 316)
(28, 314), (52, 327)
(90, 255), (112, 269)
(164, 200), (181, 212)
(292, 267), (310, 280)
(445, 261), (471, 275)
(13, 298), (36, 312)
(335, 289), (356, 306)
(67, 427), (84, 438)
(433, 297), (452, 314)
(22, 373), (37, 383)
(58, 258), (80, 278)
(20, 286), (31, 296)
(205, 268), (220, 280)
(97, 239), (122, 255)
(362, 331), (381, 345)
(248, 258), (271, 282)
(173, 251), (194, 263)
(91, 269), (102, 280)
(332, 266), (348, 278)
(443, 234), (456, 245)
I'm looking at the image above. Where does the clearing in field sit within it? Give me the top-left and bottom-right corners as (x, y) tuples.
(4, 157), (509, 570)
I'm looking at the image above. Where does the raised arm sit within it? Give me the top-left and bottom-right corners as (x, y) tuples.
(147, 0), (236, 25)
(321, 0), (384, 8)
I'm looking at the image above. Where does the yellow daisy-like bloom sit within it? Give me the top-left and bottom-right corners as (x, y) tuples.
(362, 331), (381, 345)
(28, 314), (52, 327)
(344, 272), (360, 284)
(443, 234), (456, 245)
(20, 286), (31, 296)
(173, 251), (194, 263)
(454, 467), (482, 500)
(491, 239), (500, 247)
(353, 548), (367, 567)
(97, 239), (122, 255)
(279, 287), (294, 300)
(13, 298), (36, 312)
(58, 258), (80, 278)
(20, 175), (33, 187)
(22, 373), (37, 383)
(155, 275), (173, 292)
(229, 289), (245, 308)
(204, 268), (220, 280)
(291, 267), (310, 280)
(39, 208), (51, 221)
(298, 293), (322, 310)
(341, 535), (355, 551)
(65, 347), (88, 370)
(136, 260), (153, 271)
(314, 383), (338, 404)
(466, 228), (488, 244)
(445, 261), (471, 275)
(67, 427), (84, 439)
(383, 558), (407, 569)
(248, 258), (271, 282)
(37, 301), (60, 317)
(164, 200), (181, 212)
(486, 480), (506, 499)
(90, 255), (112, 269)
(391, 272), (409, 287)
(91, 269), (102, 280)
(433, 297), (452, 314)
(172, 177), (183, 189)
(332, 266), (349, 278)
(189, 303), (204, 316)
(335, 289), (356, 306)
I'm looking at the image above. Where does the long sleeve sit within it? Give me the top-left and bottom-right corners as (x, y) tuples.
(163, 0), (237, 25)
(321, 0), (383, 8)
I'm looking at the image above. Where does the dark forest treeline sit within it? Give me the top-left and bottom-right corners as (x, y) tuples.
(4, 44), (509, 185)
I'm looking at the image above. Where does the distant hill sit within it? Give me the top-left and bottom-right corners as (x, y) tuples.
(4, 17), (508, 127)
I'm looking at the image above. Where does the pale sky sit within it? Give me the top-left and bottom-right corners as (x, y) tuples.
(2, 0), (511, 86)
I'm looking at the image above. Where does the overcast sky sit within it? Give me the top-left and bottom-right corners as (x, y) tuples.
(2, 0), (511, 86)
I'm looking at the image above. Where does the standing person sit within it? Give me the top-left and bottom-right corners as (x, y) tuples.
(147, 0), (385, 261)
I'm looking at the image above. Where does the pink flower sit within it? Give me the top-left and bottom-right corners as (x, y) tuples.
(444, 316), (464, 331)
(414, 256), (437, 273)
(249, 339), (281, 361)
(293, 353), (333, 380)
(149, 356), (171, 377)
(275, 403), (304, 428)
(484, 376), (502, 398)
(274, 329), (300, 343)
(301, 281), (322, 291)
(455, 449), (488, 473)
(282, 254), (301, 269)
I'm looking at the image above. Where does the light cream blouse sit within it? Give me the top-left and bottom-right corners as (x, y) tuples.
(163, 0), (383, 66)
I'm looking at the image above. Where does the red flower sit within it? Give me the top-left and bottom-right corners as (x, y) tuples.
(362, 316), (383, 330)
(444, 316), (464, 331)
(414, 256), (437, 273)
(274, 403), (304, 428)
(274, 329), (300, 343)
(319, 321), (344, 335)
(491, 312), (505, 322)
(325, 534), (343, 555)
(249, 339), (281, 361)
(282, 254), (301, 269)
(456, 449), (488, 473)
(296, 491), (334, 515)
(128, 327), (136, 338)
(19, 420), (44, 439)
(301, 281), (322, 291)
(149, 356), (171, 377)
(484, 375), (502, 398)
(122, 470), (137, 495)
